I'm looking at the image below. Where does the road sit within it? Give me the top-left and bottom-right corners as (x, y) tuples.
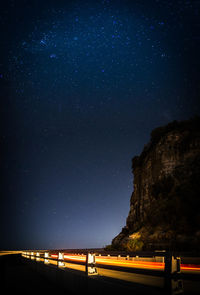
(32, 252), (199, 291)
(2, 251), (200, 293)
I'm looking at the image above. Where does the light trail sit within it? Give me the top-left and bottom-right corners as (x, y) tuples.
(49, 253), (200, 272)
(23, 251), (200, 291)
(95, 257), (164, 270)
(64, 254), (86, 262)
(51, 254), (58, 258)
(0, 251), (22, 256)
(181, 264), (200, 271)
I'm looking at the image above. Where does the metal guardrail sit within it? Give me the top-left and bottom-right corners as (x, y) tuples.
(22, 250), (185, 294)
(22, 251), (97, 275)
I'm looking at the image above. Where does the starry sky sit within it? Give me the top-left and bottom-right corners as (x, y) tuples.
(0, 0), (199, 250)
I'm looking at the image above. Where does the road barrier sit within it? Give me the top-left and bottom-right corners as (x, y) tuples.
(21, 250), (187, 294)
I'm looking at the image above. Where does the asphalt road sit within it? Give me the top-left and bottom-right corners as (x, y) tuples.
(0, 254), (68, 295)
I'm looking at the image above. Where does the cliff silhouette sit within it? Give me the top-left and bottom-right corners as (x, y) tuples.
(111, 117), (200, 251)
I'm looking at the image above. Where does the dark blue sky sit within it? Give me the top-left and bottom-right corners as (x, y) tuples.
(0, 0), (199, 250)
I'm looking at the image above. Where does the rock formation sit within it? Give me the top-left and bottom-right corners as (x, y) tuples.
(112, 117), (200, 251)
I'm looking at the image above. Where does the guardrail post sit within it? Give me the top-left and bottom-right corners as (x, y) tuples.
(36, 252), (40, 261)
(85, 252), (98, 275)
(164, 252), (183, 294)
(58, 252), (65, 267)
(44, 252), (49, 264)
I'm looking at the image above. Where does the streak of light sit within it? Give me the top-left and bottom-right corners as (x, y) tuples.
(0, 251), (22, 256)
(64, 254), (86, 262)
(95, 257), (164, 270)
(46, 254), (200, 272)
(181, 265), (200, 271)
(51, 254), (58, 258)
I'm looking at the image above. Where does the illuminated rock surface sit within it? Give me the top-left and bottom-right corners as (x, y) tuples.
(112, 117), (200, 251)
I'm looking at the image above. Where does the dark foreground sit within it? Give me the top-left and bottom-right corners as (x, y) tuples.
(0, 254), (162, 295)
(0, 254), (67, 294)
(0, 254), (199, 294)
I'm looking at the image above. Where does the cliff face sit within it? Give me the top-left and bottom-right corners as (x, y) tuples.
(112, 117), (200, 251)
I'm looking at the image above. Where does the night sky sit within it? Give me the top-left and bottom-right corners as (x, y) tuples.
(0, 0), (199, 250)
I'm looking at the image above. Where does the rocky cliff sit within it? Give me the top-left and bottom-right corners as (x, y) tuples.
(112, 117), (200, 251)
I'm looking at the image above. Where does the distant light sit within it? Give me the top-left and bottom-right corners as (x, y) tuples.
(50, 53), (57, 59)
(40, 39), (46, 45)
